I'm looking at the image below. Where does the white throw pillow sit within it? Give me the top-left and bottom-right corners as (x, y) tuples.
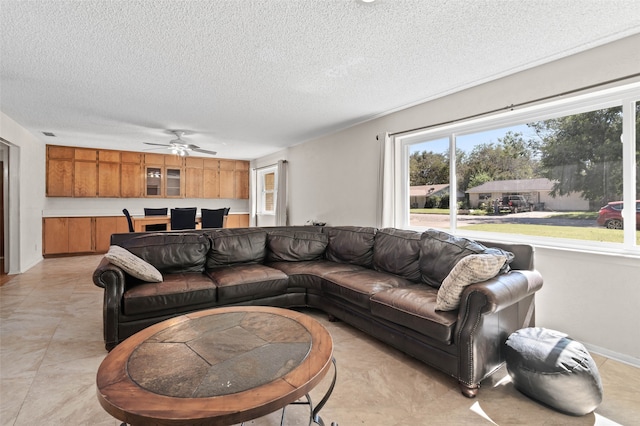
(105, 245), (163, 282)
(435, 253), (508, 311)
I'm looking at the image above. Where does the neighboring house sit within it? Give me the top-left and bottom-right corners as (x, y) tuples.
(410, 184), (465, 208)
(466, 178), (590, 211)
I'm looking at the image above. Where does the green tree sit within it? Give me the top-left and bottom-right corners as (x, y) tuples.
(528, 106), (638, 206)
(409, 150), (449, 186)
(459, 132), (538, 191)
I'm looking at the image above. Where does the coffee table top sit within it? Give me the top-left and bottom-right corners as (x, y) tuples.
(96, 306), (333, 426)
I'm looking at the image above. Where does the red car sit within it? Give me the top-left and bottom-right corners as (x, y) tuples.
(596, 200), (640, 229)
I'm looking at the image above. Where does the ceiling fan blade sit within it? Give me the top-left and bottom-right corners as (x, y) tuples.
(143, 142), (171, 147)
(192, 148), (218, 156)
(143, 147), (167, 151)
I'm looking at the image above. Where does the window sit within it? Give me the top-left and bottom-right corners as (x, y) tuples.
(257, 167), (277, 214)
(399, 83), (640, 253)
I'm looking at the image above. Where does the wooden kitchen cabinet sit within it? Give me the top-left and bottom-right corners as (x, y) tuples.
(43, 217), (93, 255)
(185, 167), (204, 198)
(74, 161), (98, 197)
(46, 146), (74, 197)
(46, 145), (248, 200)
(203, 167), (220, 198)
(98, 162), (120, 197)
(47, 158), (74, 196)
(121, 163), (143, 197)
(235, 161), (250, 199)
(225, 214), (250, 228)
(95, 216), (129, 252)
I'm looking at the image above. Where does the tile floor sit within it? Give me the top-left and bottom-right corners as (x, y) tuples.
(1, 255), (639, 425)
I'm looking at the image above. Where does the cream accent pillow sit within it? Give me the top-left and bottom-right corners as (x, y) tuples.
(435, 253), (508, 311)
(105, 245), (163, 282)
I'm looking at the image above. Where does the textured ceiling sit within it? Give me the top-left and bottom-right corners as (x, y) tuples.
(2, 0), (640, 160)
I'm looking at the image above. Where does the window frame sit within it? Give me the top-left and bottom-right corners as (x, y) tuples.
(396, 81), (640, 256)
(256, 166), (277, 215)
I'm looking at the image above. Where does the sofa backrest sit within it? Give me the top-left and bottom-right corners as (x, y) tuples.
(114, 232), (210, 273)
(419, 229), (516, 288)
(265, 230), (328, 262)
(323, 226), (376, 268)
(373, 228), (422, 282)
(205, 228), (267, 268)
(476, 240), (534, 271)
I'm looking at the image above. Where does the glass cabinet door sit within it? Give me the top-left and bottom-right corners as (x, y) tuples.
(166, 168), (182, 197)
(146, 167), (162, 197)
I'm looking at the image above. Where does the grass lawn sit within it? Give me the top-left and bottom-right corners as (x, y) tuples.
(461, 223), (640, 245)
(410, 208), (450, 214)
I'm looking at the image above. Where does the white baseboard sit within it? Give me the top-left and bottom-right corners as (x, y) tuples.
(583, 342), (640, 368)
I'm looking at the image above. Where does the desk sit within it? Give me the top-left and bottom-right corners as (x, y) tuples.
(96, 306), (336, 426)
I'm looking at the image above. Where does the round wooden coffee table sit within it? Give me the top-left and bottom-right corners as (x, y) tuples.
(96, 306), (336, 426)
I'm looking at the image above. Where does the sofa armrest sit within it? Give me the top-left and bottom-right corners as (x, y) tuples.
(93, 257), (127, 351)
(459, 270), (543, 317)
(454, 269), (543, 393)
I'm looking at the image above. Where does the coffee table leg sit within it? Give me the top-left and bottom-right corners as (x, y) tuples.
(311, 357), (338, 426)
(284, 357), (337, 426)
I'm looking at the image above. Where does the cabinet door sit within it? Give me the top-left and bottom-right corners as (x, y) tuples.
(43, 217), (68, 254)
(225, 214), (248, 228)
(99, 150), (120, 163)
(145, 166), (163, 197)
(121, 163), (143, 198)
(68, 217), (93, 253)
(165, 167), (183, 197)
(203, 168), (220, 198)
(74, 161), (98, 197)
(75, 148), (97, 161)
(46, 159), (74, 197)
(95, 216), (128, 252)
(144, 153), (165, 165)
(95, 217), (117, 252)
(185, 167), (204, 198)
(219, 170), (235, 199)
(121, 151), (141, 163)
(48, 145), (74, 159)
(235, 169), (249, 199)
(98, 162), (121, 197)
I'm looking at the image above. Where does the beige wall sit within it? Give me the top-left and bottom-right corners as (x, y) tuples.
(261, 34), (640, 364)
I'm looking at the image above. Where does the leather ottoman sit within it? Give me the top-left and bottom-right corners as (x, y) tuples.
(505, 327), (603, 416)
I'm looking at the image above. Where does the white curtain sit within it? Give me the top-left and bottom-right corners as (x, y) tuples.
(275, 160), (288, 226)
(379, 132), (396, 228)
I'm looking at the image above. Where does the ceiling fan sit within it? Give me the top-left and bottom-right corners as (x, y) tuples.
(143, 130), (217, 157)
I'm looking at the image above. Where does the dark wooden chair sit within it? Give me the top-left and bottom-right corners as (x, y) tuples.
(144, 208), (168, 231)
(122, 209), (135, 233)
(170, 208), (197, 230)
(201, 208), (226, 229)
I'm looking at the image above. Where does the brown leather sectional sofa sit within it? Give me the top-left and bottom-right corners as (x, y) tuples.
(93, 225), (543, 397)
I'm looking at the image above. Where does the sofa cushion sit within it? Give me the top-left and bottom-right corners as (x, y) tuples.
(206, 228), (267, 268)
(267, 260), (365, 290)
(373, 228), (421, 282)
(206, 264), (289, 304)
(105, 245), (163, 282)
(436, 253), (509, 311)
(123, 272), (216, 316)
(419, 229), (514, 288)
(266, 231), (328, 262)
(370, 286), (458, 344)
(321, 269), (412, 309)
(119, 232), (210, 273)
(324, 226), (376, 268)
